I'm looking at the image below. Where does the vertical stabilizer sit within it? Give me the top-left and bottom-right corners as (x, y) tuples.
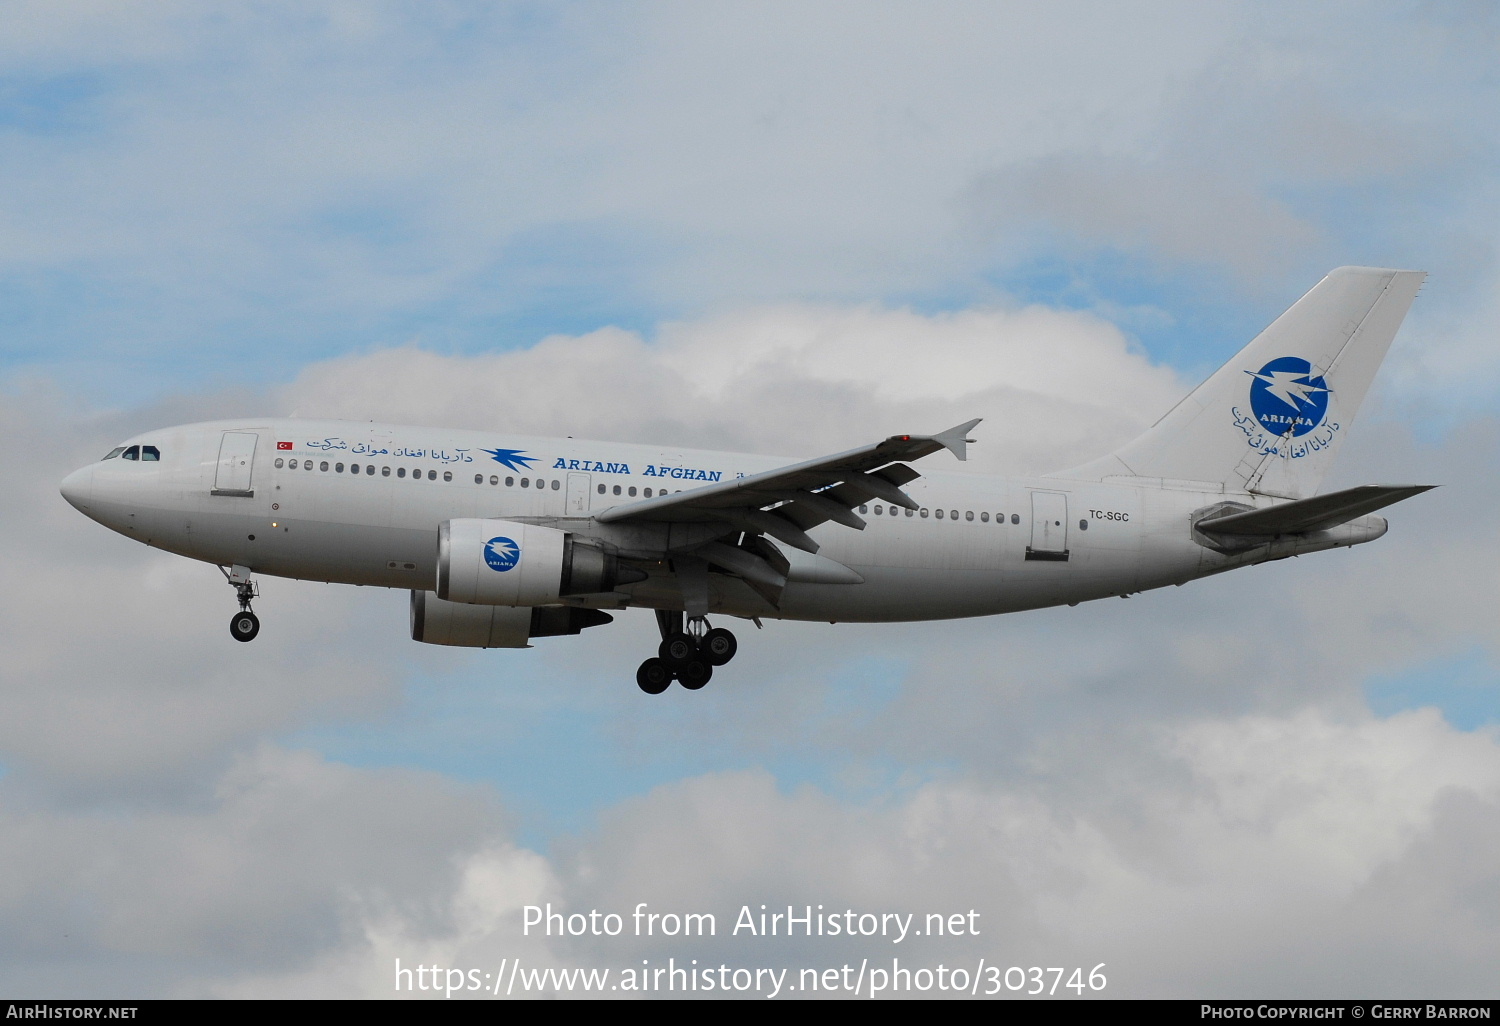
(1056, 267), (1425, 498)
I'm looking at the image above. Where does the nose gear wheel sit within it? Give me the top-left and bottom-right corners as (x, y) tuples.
(230, 610), (260, 642)
(220, 564), (262, 643)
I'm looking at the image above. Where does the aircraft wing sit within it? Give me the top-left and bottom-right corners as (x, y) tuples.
(1197, 484), (1435, 537)
(593, 418), (982, 554)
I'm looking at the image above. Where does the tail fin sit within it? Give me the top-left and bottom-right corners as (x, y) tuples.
(1057, 267), (1425, 498)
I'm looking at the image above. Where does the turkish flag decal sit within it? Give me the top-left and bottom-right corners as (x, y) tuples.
(276, 441), (294, 450)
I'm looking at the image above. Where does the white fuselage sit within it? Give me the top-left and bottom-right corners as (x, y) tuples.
(59, 418), (1386, 623)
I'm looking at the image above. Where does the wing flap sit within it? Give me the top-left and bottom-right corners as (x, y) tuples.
(709, 508), (822, 554)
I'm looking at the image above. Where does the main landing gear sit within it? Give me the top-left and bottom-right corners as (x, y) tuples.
(221, 564), (260, 643)
(636, 611), (738, 694)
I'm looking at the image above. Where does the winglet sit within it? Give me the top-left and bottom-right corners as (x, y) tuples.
(932, 418), (982, 461)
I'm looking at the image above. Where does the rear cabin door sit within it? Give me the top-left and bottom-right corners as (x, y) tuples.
(1026, 490), (1069, 561)
(212, 431), (258, 497)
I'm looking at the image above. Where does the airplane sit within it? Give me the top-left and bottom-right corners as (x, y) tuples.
(60, 266), (1434, 694)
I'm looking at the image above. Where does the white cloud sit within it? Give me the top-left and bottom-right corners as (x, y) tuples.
(969, 154), (1326, 280)
(279, 302), (1183, 476)
(3, 1), (1498, 407)
(172, 711), (1500, 999)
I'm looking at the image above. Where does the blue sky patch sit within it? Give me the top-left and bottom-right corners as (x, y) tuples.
(1364, 648), (1500, 730)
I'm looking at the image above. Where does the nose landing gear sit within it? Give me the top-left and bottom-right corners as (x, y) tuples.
(221, 564), (261, 643)
(230, 609), (260, 643)
(636, 611), (738, 694)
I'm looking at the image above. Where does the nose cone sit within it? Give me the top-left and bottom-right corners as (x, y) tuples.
(60, 465), (95, 512)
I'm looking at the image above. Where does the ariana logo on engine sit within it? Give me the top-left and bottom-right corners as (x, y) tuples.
(484, 536), (520, 572)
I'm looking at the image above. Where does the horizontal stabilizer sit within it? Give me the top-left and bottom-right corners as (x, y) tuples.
(1197, 484), (1435, 537)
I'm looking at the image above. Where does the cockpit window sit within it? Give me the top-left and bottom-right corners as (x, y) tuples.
(102, 447), (126, 461)
(140, 445), (160, 461)
(121, 445), (140, 461)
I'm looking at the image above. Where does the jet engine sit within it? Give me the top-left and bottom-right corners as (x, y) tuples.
(411, 590), (614, 648)
(436, 518), (643, 606)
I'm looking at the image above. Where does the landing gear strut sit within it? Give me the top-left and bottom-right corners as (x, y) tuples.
(635, 611), (738, 694)
(221, 564), (261, 643)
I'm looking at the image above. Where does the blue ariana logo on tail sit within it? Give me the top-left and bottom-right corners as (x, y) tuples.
(1246, 357), (1331, 437)
(1231, 356), (1339, 460)
(483, 536), (520, 572)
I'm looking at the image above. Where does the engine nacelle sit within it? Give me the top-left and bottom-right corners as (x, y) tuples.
(411, 590), (614, 648)
(437, 518), (637, 605)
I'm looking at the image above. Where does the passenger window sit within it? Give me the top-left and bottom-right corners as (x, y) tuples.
(474, 474), (483, 484)
(350, 464), (359, 474)
(320, 461), (329, 472)
(1079, 519), (1088, 530)
(335, 463), (344, 473)
(965, 510), (973, 521)
(305, 461), (313, 471)
(506, 477), (514, 487)
(141, 446), (160, 461)
(858, 505), (867, 513)
(1011, 514), (1019, 525)
(397, 467), (406, 478)
(874, 505), (882, 515)
(645, 488), (653, 497)
(521, 478), (530, 488)
(428, 470), (437, 481)
(920, 508), (929, 518)
(490, 475), (498, 485)
(597, 484), (605, 494)
(628, 486), (637, 497)
(102, 447), (126, 460)
(613, 485), (621, 495)
(275, 458), (284, 469)
(443, 471), (452, 482)
(122, 446), (140, 461)
(935, 509), (944, 519)
(551, 479), (560, 491)
(950, 510), (958, 520)
(382, 466), (391, 477)
(981, 512), (989, 522)
(906, 508), (914, 517)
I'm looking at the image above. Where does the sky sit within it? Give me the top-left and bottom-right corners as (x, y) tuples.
(2, 0), (1498, 999)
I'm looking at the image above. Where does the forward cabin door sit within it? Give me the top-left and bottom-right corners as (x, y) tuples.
(1026, 490), (1069, 561)
(566, 472), (592, 514)
(212, 431), (258, 497)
